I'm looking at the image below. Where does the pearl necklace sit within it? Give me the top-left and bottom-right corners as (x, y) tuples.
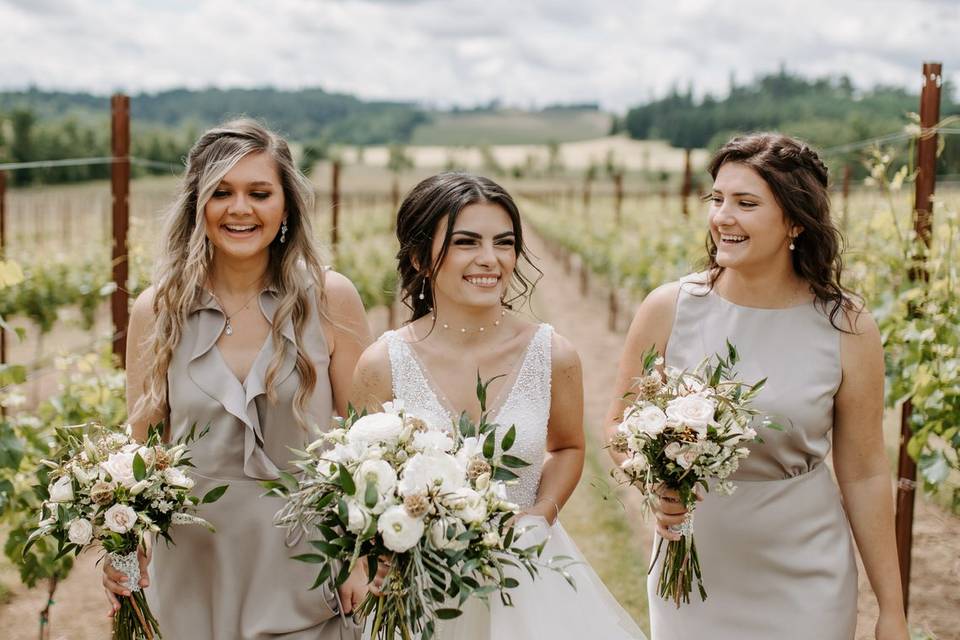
(430, 309), (507, 334)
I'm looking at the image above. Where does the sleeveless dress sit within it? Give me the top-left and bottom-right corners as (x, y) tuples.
(648, 275), (858, 639)
(378, 324), (647, 640)
(148, 284), (362, 640)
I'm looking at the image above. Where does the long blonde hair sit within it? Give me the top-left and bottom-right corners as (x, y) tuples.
(135, 119), (328, 429)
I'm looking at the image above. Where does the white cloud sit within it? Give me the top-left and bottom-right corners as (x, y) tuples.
(0, 0), (956, 109)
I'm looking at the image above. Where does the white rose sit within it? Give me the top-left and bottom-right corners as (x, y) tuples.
(347, 413), (404, 446)
(100, 452), (137, 489)
(398, 452), (465, 497)
(428, 517), (468, 551)
(103, 504), (138, 534)
(412, 430), (454, 453)
(445, 487), (487, 524)
(162, 467), (194, 489)
(68, 518), (94, 545)
(346, 500), (373, 534)
(623, 404), (668, 436)
(377, 505), (425, 552)
(665, 395), (716, 436)
(48, 476), (74, 503)
(354, 459), (398, 513)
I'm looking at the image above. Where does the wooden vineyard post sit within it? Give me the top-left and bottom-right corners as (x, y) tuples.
(111, 94), (130, 367)
(331, 161), (341, 257)
(613, 171), (624, 227)
(0, 170), (6, 367)
(681, 148), (692, 216)
(895, 61), (942, 614)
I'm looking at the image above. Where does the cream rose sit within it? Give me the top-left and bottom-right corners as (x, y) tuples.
(377, 505), (425, 552)
(103, 504), (138, 534)
(100, 451), (137, 488)
(68, 518), (94, 545)
(623, 404), (668, 436)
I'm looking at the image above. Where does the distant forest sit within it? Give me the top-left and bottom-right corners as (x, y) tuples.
(1, 70), (958, 185)
(620, 68), (959, 173)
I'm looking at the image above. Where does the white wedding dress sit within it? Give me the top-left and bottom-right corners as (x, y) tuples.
(375, 323), (647, 640)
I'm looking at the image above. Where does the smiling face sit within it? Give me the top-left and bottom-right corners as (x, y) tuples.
(707, 162), (801, 273)
(429, 202), (517, 311)
(203, 151), (285, 262)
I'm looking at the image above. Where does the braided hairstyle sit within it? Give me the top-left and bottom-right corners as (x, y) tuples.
(703, 133), (856, 331)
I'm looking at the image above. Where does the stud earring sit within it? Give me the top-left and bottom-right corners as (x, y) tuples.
(418, 276), (428, 301)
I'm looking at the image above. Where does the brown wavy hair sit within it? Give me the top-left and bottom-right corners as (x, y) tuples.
(395, 172), (542, 322)
(704, 132), (856, 331)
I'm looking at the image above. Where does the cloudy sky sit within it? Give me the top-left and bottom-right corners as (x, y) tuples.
(1, 0), (957, 110)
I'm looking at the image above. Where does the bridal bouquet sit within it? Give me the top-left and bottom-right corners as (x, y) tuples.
(269, 378), (565, 640)
(26, 424), (227, 639)
(610, 343), (771, 607)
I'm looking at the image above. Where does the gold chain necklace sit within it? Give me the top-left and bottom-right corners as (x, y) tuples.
(208, 288), (262, 336)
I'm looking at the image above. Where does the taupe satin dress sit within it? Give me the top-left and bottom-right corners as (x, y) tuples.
(648, 275), (858, 640)
(147, 285), (361, 640)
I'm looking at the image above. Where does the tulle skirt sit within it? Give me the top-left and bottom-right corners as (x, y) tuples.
(393, 516), (647, 640)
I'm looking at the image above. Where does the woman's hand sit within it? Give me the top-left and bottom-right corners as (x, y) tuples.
(652, 487), (701, 542)
(337, 557), (390, 615)
(102, 543), (152, 616)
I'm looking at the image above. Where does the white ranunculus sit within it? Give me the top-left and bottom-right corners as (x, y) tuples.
(664, 442), (683, 461)
(377, 505), (425, 552)
(162, 467), (194, 489)
(354, 459), (398, 513)
(346, 499), (373, 534)
(665, 395), (716, 436)
(445, 487), (486, 524)
(398, 452), (465, 497)
(676, 445), (700, 469)
(381, 399), (405, 415)
(454, 437), (482, 467)
(48, 476), (74, 503)
(428, 517), (468, 551)
(100, 451), (137, 489)
(412, 430), (454, 453)
(103, 504), (138, 534)
(347, 413), (404, 447)
(623, 404), (668, 437)
(68, 518), (94, 545)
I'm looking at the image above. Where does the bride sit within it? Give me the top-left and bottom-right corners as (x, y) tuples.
(350, 172), (646, 639)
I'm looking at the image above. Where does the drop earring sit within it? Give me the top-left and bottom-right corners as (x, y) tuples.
(789, 238), (796, 251)
(418, 276), (428, 301)
(280, 220), (288, 244)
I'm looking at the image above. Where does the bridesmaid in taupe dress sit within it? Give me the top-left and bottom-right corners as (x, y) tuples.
(606, 134), (909, 640)
(101, 120), (375, 639)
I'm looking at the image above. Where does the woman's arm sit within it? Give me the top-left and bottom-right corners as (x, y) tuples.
(602, 282), (679, 465)
(349, 339), (393, 412)
(322, 270), (373, 417)
(833, 308), (908, 640)
(125, 286), (165, 443)
(526, 334), (585, 525)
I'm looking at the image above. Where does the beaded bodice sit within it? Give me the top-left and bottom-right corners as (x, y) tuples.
(383, 324), (553, 508)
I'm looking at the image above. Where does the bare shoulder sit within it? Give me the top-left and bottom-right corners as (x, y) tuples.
(637, 280), (683, 318)
(320, 269), (363, 309)
(351, 335), (394, 407)
(625, 279), (683, 351)
(837, 297), (881, 357)
(129, 286), (158, 326)
(549, 330), (581, 376)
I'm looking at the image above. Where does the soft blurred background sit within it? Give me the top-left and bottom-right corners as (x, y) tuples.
(0, 1), (957, 638)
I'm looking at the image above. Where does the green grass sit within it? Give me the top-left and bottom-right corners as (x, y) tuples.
(410, 109), (613, 146)
(560, 428), (650, 633)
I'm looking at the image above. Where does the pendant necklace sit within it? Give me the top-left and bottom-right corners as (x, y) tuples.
(209, 288), (262, 336)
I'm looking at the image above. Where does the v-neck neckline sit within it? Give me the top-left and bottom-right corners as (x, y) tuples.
(398, 324), (543, 425)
